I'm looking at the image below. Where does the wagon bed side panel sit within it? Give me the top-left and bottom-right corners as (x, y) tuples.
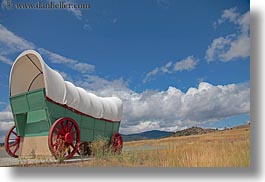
(80, 116), (95, 141)
(46, 99), (122, 143)
(10, 88), (51, 137)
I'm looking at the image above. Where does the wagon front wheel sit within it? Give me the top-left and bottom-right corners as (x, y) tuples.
(5, 125), (20, 158)
(111, 133), (123, 154)
(48, 118), (80, 159)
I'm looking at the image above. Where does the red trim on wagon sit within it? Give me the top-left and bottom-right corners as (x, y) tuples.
(45, 96), (121, 123)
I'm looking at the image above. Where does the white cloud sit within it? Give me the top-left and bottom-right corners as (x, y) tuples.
(220, 34), (250, 61)
(238, 11), (250, 34)
(0, 24), (95, 74)
(76, 75), (129, 96)
(0, 24), (35, 64)
(38, 48), (95, 74)
(205, 35), (234, 61)
(76, 77), (250, 134)
(0, 55), (13, 65)
(217, 7), (240, 24)
(0, 109), (14, 142)
(206, 9), (250, 62)
(0, 121), (14, 131)
(37, 48), (76, 64)
(180, 82), (249, 121)
(0, 107), (14, 132)
(161, 61), (172, 73)
(143, 67), (160, 83)
(122, 82), (249, 133)
(0, 25), (35, 51)
(0, 111), (13, 121)
(144, 56), (199, 83)
(174, 56), (198, 71)
(120, 121), (161, 134)
(73, 62), (95, 74)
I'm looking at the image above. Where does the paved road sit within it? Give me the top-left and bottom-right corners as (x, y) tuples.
(0, 148), (91, 167)
(0, 148), (9, 158)
(0, 144), (157, 166)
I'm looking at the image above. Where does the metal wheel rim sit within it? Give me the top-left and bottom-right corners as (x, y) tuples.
(5, 125), (20, 158)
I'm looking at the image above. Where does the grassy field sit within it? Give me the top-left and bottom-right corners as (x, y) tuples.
(25, 125), (250, 167)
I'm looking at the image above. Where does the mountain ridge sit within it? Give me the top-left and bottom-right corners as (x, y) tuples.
(122, 130), (174, 142)
(121, 124), (249, 142)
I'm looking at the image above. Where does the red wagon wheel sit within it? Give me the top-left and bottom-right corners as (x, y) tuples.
(48, 117), (80, 159)
(5, 125), (20, 158)
(111, 133), (123, 154)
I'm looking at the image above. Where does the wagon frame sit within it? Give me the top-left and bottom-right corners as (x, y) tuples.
(4, 50), (123, 159)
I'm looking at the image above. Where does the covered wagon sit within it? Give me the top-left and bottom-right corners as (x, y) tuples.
(5, 50), (123, 159)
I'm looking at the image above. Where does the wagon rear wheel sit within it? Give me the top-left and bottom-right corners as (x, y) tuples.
(111, 133), (123, 154)
(48, 117), (80, 159)
(5, 125), (20, 158)
(78, 142), (92, 156)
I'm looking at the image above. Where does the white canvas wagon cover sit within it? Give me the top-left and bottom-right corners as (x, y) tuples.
(10, 50), (122, 122)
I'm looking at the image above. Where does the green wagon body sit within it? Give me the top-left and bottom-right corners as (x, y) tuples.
(10, 88), (120, 142)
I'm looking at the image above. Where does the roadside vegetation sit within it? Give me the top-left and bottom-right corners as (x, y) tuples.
(80, 125), (250, 167)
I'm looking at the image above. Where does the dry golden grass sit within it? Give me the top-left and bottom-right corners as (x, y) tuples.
(79, 125), (250, 167)
(22, 125), (250, 167)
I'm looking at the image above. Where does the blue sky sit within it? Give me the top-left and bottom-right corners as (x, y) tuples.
(0, 0), (250, 140)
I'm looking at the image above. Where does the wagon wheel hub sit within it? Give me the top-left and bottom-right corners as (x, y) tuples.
(15, 136), (20, 143)
(64, 132), (74, 144)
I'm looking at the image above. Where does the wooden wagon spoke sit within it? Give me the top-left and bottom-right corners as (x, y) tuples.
(52, 140), (59, 147)
(54, 127), (61, 133)
(60, 122), (66, 134)
(11, 131), (17, 136)
(66, 120), (69, 132)
(68, 123), (74, 132)
(70, 143), (75, 149)
(70, 131), (77, 135)
(9, 141), (18, 147)
(13, 144), (20, 154)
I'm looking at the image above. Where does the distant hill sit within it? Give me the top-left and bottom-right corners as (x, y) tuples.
(121, 124), (250, 142)
(172, 126), (217, 137)
(233, 123), (250, 130)
(122, 130), (174, 142)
